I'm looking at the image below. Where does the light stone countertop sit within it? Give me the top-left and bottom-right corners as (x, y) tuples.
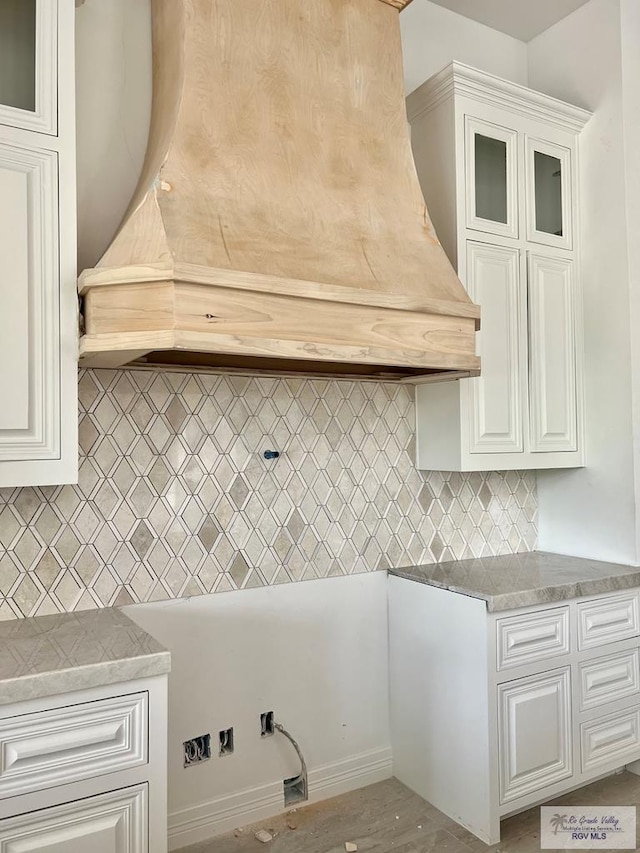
(389, 551), (640, 612)
(0, 607), (170, 706)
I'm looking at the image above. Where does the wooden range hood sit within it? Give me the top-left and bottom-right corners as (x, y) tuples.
(78, 0), (480, 383)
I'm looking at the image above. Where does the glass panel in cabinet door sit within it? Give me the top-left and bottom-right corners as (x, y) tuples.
(0, 0), (36, 113)
(0, 0), (57, 135)
(534, 151), (563, 236)
(465, 117), (518, 239)
(526, 138), (572, 250)
(474, 134), (508, 224)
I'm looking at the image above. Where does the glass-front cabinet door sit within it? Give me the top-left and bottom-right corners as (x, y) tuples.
(465, 117), (518, 239)
(0, 0), (57, 135)
(526, 137), (572, 250)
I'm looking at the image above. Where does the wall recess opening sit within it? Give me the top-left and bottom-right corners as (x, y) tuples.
(284, 772), (308, 807)
(219, 727), (234, 756)
(260, 711), (275, 737)
(183, 734), (211, 767)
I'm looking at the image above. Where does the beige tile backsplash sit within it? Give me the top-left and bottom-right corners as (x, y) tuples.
(0, 370), (537, 618)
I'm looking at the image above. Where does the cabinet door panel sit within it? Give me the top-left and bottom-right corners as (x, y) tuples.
(0, 785), (147, 852)
(528, 254), (577, 452)
(526, 137), (572, 251)
(0, 0), (57, 135)
(498, 668), (572, 804)
(465, 117), (518, 239)
(0, 143), (60, 462)
(466, 242), (525, 454)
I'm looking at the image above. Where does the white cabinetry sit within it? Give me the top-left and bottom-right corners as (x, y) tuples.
(408, 63), (591, 471)
(0, 785), (147, 853)
(0, 679), (167, 853)
(0, 0), (77, 486)
(498, 668), (572, 803)
(389, 578), (640, 845)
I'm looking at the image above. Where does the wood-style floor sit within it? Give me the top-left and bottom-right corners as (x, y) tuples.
(178, 771), (640, 853)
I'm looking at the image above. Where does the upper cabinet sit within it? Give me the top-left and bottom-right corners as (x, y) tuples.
(0, 0), (57, 135)
(408, 63), (591, 472)
(0, 0), (77, 487)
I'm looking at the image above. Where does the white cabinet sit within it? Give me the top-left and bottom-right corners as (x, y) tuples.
(466, 242), (524, 453)
(528, 254), (577, 452)
(498, 668), (572, 803)
(0, 785), (147, 853)
(0, 1), (57, 136)
(389, 579), (640, 845)
(408, 62), (590, 471)
(0, 679), (168, 853)
(0, 0), (77, 486)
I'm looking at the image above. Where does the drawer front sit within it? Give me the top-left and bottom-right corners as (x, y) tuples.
(581, 708), (640, 772)
(577, 594), (640, 651)
(0, 783), (147, 852)
(497, 607), (570, 671)
(0, 692), (147, 799)
(579, 649), (640, 712)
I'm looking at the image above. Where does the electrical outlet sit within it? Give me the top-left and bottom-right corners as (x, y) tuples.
(219, 727), (234, 756)
(260, 711), (275, 737)
(183, 734), (211, 767)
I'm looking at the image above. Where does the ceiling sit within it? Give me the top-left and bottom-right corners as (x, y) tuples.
(423, 0), (592, 42)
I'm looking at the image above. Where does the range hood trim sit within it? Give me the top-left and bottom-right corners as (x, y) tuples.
(79, 263), (481, 328)
(80, 276), (480, 374)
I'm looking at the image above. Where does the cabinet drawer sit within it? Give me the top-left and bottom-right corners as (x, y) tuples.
(497, 607), (569, 670)
(0, 692), (147, 799)
(581, 708), (640, 772)
(577, 594), (640, 650)
(0, 783), (147, 852)
(579, 649), (640, 712)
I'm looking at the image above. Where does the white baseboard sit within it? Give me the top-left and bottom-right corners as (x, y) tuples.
(167, 745), (393, 851)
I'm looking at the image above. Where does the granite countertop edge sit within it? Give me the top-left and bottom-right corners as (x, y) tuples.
(0, 608), (171, 708)
(389, 560), (640, 612)
(0, 649), (171, 708)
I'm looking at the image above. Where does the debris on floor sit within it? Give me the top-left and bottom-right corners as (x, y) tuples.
(254, 829), (273, 843)
(285, 812), (297, 830)
(345, 843), (358, 852)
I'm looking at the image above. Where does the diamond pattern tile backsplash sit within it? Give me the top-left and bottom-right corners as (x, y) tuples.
(0, 370), (537, 619)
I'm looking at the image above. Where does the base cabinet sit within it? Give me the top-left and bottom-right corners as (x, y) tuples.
(389, 578), (640, 845)
(0, 785), (147, 853)
(0, 678), (168, 853)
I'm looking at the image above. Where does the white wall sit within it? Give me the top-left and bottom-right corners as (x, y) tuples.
(75, 0), (151, 272)
(528, 0), (639, 564)
(620, 0), (640, 568)
(400, 0), (527, 94)
(125, 572), (391, 848)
